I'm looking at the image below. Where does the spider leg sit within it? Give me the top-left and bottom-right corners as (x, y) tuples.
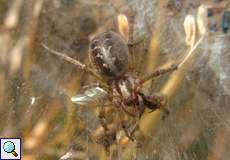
(99, 120), (110, 154)
(120, 103), (144, 142)
(120, 103), (136, 117)
(121, 113), (143, 143)
(97, 105), (118, 155)
(128, 39), (144, 47)
(117, 13), (142, 71)
(41, 43), (104, 82)
(149, 93), (170, 119)
(141, 64), (178, 84)
(121, 120), (135, 142)
(129, 121), (139, 138)
(98, 105), (108, 131)
(140, 91), (169, 119)
(128, 39), (144, 71)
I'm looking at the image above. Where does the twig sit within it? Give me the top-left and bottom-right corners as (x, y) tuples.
(178, 36), (204, 68)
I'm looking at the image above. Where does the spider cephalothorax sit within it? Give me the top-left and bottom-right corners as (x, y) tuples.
(109, 72), (169, 118)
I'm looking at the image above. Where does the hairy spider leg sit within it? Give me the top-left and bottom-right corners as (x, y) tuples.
(117, 13), (138, 71)
(141, 64), (178, 83)
(41, 43), (105, 83)
(120, 102), (144, 142)
(148, 93), (169, 119)
(99, 105), (109, 131)
(121, 120), (135, 141)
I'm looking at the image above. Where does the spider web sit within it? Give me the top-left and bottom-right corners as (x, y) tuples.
(1, 0), (230, 160)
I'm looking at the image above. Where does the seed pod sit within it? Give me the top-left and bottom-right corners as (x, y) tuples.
(197, 5), (208, 35)
(117, 14), (129, 42)
(89, 31), (129, 79)
(184, 14), (196, 47)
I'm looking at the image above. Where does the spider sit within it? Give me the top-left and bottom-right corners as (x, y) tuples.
(42, 14), (179, 151)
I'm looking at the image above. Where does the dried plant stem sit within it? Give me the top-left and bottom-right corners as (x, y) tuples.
(178, 36), (204, 69)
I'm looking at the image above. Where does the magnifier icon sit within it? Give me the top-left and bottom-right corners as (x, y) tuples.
(3, 141), (18, 157)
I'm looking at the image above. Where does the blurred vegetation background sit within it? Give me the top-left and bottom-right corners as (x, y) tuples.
(0, 0), (230, 160)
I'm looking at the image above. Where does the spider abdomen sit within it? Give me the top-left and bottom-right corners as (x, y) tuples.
(89, 31), (129, 79)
